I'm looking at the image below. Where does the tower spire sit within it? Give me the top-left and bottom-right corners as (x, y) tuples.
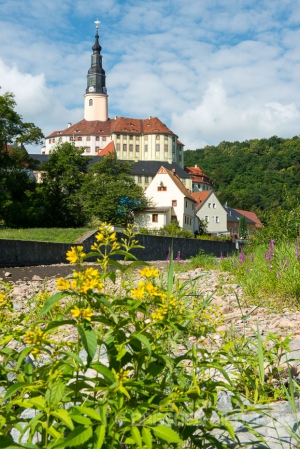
(84, 19), (108, 121)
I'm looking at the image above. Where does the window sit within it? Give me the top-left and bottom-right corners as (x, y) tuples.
(144, 145), (148, 152)
(164, 135), (168, 141)
(182, 178), (186, 185)
(69, 137), (73, 141)
(164, 144), (168, 152)
(208, 203), (211, 208)
(129, 144), (133, 151)
(138, 176), (142, 183)
(130, 135), (133, 140)
(171, 215), (177, 221)
(152, 214), (158, 223)
(144, 135), (148, 141)
(77, 137), (82, 141)
(136, 135), (139, 140)
(58, 137), (62, 142)
(229, 228), (233, 234)
(157, 186), (167, 191)
(156, 135), (160, 140)
(213, 203), (216, 208)
(156, 144), (160, 151)
(102, 136), (106, 141)
(96, 136), (99, 141)
(116, 143), (120, 151)
(145, 176), (149, 184)
(190, 217), (192, 225)
(136, 145), (139, 152)
(172, 200), (177, 207)
(216, 216), (219, 223)
(85, 147), (91, 153)
(185, 200), (187, 208)
(89, 99), (93, 106)
(95, 146), (99, 152)
(86, 136), (91, 141)
(123, 144), (127, 151)
(179, 155), (182, 162)
(117, 134), (120, 139)
(205, 216), (209, 222)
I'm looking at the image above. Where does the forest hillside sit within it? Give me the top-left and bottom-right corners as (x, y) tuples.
(184, 135), (300, 214)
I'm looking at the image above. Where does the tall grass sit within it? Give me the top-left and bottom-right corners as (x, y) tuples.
(0, 228), (92, 243)
(220, 240), (300, 303)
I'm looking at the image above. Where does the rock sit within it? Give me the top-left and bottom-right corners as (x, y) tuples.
(4, 272), (12, 278)
(32, 275), (43, 281)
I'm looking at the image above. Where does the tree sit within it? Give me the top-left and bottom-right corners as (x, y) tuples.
(81, 152), (148, 226)
(0, 90), (44, 226)
(0, 90), (44, 150)
(238, 215), (248, 239)
(39, 142), (91, 227)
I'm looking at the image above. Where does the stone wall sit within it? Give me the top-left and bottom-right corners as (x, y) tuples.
(0, 232), (241, 267)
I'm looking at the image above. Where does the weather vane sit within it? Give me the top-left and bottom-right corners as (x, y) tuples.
(94, 19), (100, 30)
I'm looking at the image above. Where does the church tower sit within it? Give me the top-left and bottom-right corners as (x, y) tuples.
(84, 20), (108, 121)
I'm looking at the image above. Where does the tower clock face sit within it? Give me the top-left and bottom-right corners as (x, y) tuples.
(89, 86), (95, 92)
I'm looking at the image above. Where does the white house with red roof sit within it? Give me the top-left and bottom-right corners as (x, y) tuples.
(134, 166), (197, 231)
(191, 191), (227, 234)
(42, 23), (184, 168)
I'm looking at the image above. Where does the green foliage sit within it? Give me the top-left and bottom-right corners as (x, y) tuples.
(142, 220), (194, 238)
(81, 152), (148, 226)
(238, 215), (248, 239)
(0, 223), (272, 448)
(39, 142), (91, 227)
(184, 135), (300, 212)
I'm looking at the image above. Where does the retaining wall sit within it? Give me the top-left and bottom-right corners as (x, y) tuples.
(0, 232), (242, 268)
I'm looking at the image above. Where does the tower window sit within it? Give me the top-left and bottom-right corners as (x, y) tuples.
(144, 145), (148, 152)
(102, 136), (106, 141)
(164, 144), (168, 152)
(86, 136), (91, 141)
(117, 134), (120, 139)
(89, 99), (93, 106)
(136, 135), (139, 140)
(96, 136), (99, 141)
(90, 78), (95, 86)
(156, 144), (160, 151)
(130, 135), (133, 140)
(123, 144), (127, 151)
(164, 135), (168, 141)
(129, 144), (133, 151)
(144, 135), (148, 141)
(156, 135), (160, 140)
(116, 143), (120, 151)
(136, 145), (139, 152)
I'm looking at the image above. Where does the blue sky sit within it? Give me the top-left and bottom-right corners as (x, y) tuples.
(1, 0), (300, 153)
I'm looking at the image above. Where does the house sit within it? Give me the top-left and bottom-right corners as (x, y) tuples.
(191, 191), (227, 234)
(134, 166), (197, 232)
(184, 165), (214, 192)
(41, 24), (185, 168)
(234, 209), (263, 229)
(224, 204), (258, 236)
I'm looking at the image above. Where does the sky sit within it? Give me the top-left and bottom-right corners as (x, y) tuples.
(1, 0), (300, 153)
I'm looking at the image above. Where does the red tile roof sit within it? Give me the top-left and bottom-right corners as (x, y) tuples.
(97, 140), (114, 156)
(185, 166), (214, 186)
(157, 166), (196, 202)
(191, 191), (213, 211)
(234, 209), (263, 228)
(46, 117), (177, 139)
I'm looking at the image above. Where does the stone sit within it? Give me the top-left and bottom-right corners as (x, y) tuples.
(4, 272), (12, 277)
(32, 275), (43, 281)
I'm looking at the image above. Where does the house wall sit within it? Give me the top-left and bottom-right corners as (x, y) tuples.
(135, 210), (171, 230)
(145, 173), (194, 231)
(227, 220), (255, 236)
(196, 192), (227, 233)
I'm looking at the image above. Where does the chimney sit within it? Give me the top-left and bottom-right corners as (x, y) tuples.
(68, 123), (72, 128)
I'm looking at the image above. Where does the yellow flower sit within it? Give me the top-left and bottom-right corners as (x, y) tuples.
(66, 246), (86, 264)
(145, 282), (159, 296)
(56, 278), (70, 290)
(140, 267), (160, 278)
(82, 307), (93, 321)
(24, 326), (45, 355)
(95, 232), (104, 242)
(70, 305), (81, 319)
(131, 281), (145, 300)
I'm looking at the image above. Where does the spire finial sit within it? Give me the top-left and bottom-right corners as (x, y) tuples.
(94, 19), (100, 34)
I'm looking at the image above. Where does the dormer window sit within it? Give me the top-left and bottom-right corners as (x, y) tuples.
(89, 99), (93, 106)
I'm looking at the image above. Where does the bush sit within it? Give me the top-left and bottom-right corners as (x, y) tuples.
(0, 223), (285, 447)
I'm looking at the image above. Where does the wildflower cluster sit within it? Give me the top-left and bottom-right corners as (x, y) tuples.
(91, 222), (121, 270)
(66, 245), (86, 264)
(115, 368), (131, 385)
(70, 305), (93, 322)
(56, 267), (103, 295)
(23, 326), (45, 355)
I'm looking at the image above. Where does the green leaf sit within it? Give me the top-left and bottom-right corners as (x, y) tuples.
(45, 381), (65, 406)
(70, 414), (92, 426)
(45, 320), (75, 333)
(131, 333), (152, 356)
(94, 424), (105, 449)
(55, 426), (93, 448)
(61, 350), (84, 367)
(131, 427), (143, 448)
(51, 409), (74, 430)
(152, 425), (182, 443)
(144, 413), (166, 425)
(90, 362), (115, 384)
(39, 292), (65, 316)
(3, 382), (27, 400)
(77, 324), (97, 366)
(118, 385), (131, 399)
(142, 427), (153, 448)
(27, 396), (46, 410)
(16, 346), (33, 370)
